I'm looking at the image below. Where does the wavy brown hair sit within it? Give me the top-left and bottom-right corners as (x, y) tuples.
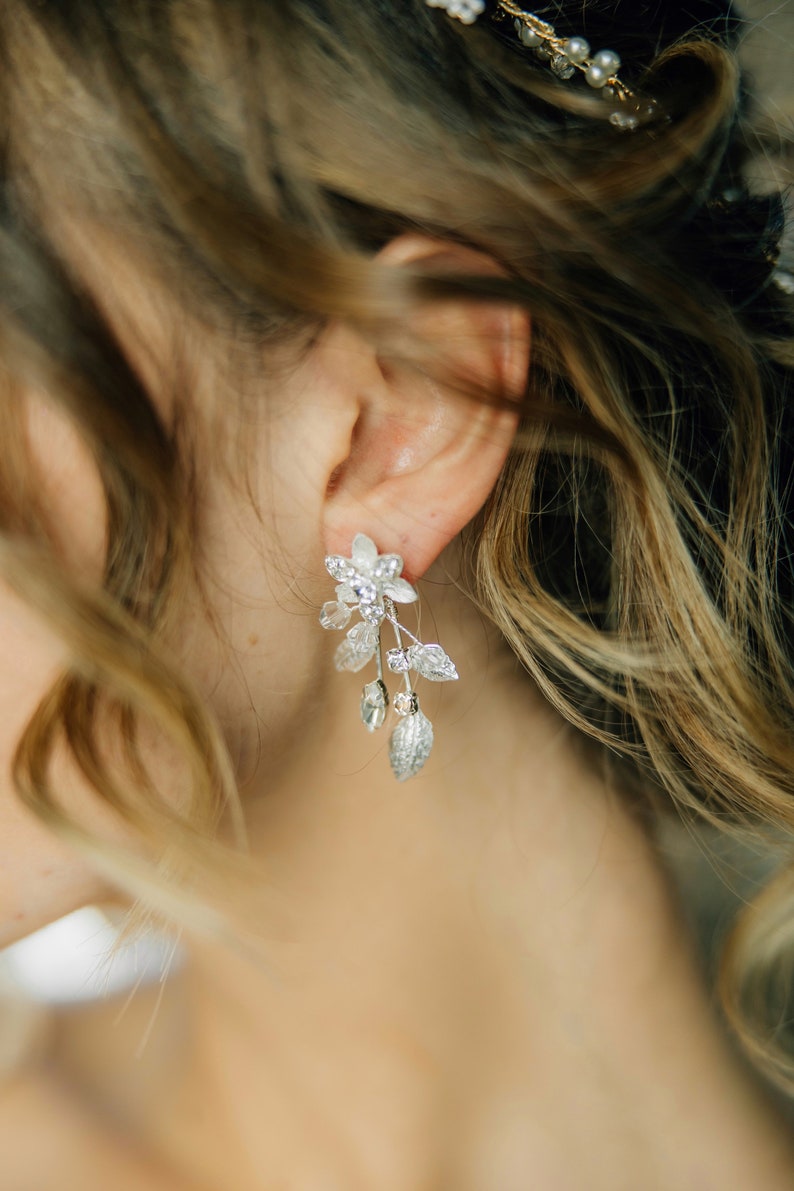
(0, 0), (793, 1090)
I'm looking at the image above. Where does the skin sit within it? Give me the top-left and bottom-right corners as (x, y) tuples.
(1, 228), (793, 1189)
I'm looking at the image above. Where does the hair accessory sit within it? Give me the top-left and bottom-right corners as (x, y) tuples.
(426, 0), (662, 130)
(320, 533), (459, 780)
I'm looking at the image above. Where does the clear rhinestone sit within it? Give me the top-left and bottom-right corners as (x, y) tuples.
(360, 601), (385, 625)
(394, 690), (419, 717)
(319, 600), (352, 630)
(387, 648), (411, 673)
(325, 555), (351, 581)
(373, 554), (403, 580)
(361, 679), (388, 732)
(351, 576), (378, 604)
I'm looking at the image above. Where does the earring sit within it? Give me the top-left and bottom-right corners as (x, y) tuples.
(319, 533), (459, 780)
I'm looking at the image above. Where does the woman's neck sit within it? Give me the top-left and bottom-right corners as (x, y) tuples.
(51, 585), (794, 1189)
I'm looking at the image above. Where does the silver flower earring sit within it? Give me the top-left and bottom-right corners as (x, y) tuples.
(319, 534), (459, 780)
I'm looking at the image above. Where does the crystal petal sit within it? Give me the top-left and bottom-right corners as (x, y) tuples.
(351, 533), (378, 571)
(389, 710), (434, 781)
(408, 643), (459, 682)
(383, 578), (418, 604)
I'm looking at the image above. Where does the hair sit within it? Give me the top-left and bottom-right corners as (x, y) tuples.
(0, 0), (792, 1091)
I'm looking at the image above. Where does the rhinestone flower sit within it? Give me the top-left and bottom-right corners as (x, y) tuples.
(322, 533), (417, 629)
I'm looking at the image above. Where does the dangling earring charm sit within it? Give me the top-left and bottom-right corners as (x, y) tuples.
(319, 533), (459, 780)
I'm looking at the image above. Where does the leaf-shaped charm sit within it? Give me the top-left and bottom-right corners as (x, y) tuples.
(334, 623), (379, 672)
(408, 644), (459, 681)
(383, 577), (418, 604)
(388, 710), (434, 781)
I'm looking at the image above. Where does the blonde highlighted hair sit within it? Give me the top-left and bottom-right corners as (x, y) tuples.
(0, 0), (793, 1090)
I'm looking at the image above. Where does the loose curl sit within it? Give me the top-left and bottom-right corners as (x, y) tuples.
(0, 0), (792, 1091)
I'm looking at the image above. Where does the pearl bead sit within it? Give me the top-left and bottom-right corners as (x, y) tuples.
(585, 63), (609, 88)
(519, 25), (543, 47)
(563, 36), (590, 64)
(593, 49), (621, 74)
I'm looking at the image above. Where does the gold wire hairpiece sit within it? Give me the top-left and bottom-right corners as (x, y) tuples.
(426, 0), (663, 130)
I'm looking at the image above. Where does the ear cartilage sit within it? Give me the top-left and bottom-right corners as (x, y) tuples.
(320, 533), (459, 780)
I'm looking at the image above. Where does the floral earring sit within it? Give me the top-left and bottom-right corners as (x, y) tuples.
(320, 534), (459, 780)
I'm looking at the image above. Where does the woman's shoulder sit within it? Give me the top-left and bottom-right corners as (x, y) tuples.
(0, 984), (196, 1191)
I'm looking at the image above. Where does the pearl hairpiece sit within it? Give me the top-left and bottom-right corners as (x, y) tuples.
(426, 0), (662, 130)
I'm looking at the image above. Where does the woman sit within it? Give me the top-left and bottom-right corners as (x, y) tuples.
(0, 0), (792, 1185)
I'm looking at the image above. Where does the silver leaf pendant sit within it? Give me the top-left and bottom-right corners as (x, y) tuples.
(408, 644), (459, 682)
(389, 710), (434, 781)
(361, 679), (389, 732)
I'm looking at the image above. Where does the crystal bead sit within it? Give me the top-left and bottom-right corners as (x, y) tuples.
(361, 680), (388, 732)
(551, 54), (576, 79)
(387, 648), (411, 673)
(563, 36), (590, 64)
(319, 600), (352, 630)
(535, 44), (553, 60)
(394, 690), (419, 717)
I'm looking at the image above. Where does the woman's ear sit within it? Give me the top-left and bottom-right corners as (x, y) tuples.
(321, 234), (530, 579)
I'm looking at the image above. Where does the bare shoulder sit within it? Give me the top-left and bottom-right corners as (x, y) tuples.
(0, 1066), (190, 1191)
(0, 985), (194, 1191)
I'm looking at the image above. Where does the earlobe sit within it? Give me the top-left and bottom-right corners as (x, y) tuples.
(322, 235), (530, 579)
